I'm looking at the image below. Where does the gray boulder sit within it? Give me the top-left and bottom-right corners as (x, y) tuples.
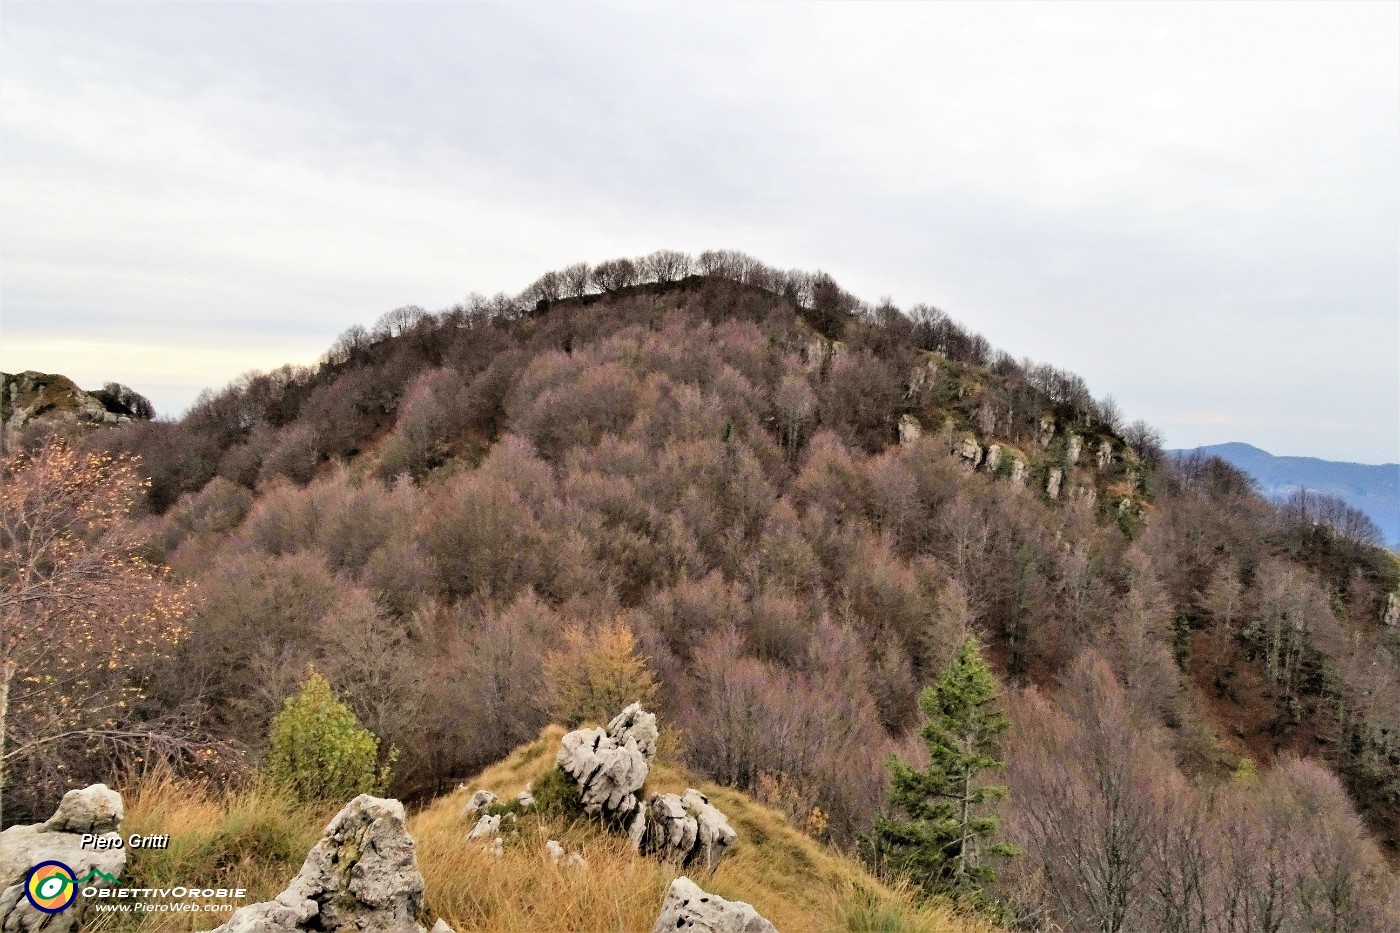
(1046, 467), (1063, 500)
(556, 703), (656, 818)
(207, 794), (453, 933)
(41, 784), (124, 835)
(0, 784), (127, 933)
(651, 876), (777, 933)
(461, 789), (497, 819)
(630, 789), (736, 869)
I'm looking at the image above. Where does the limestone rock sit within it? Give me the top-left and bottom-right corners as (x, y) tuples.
(898, 414), (922, 447)
(206, 794), (452, 933)
(958, 437), (982, 470)
(984, 444), (1002, 472)
(651, 877), (777, 933)
(1096, 440), (1114, 471)
(905, 358), (940, 398)
(0, 786), (127, 933)
(545, 840), (586, 868)
(466, 814), (501, 841)
(462, 790), (497, 819)
(557, 703), (657, 818)
(1066, 434), (1083, 466)
(632, 789), (736, 869)
(42, 783), (124, 835)
(1010, 459), (1028, 487)
(516, 785), (535, 809)
(1384, 592), (1398, 628)
(1037, 415), (1056, 448)
(607, 702), (659, 763)
(1046, 468), (1063, 500)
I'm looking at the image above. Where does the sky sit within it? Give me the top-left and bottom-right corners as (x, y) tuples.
(1, 2), (1396, 463)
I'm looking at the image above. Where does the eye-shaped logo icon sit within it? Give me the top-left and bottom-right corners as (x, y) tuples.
(25, 861), (77, 913)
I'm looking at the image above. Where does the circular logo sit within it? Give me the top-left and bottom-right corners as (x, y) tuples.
(25, 861), (77, 913)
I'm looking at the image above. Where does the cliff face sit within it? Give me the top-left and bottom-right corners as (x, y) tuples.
(1, 371), (147, 452)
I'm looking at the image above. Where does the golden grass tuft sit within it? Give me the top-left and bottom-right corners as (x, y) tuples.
(98, 728), (996, 932)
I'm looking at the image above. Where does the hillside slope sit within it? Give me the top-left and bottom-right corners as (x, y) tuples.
(101, 727), (992, 933)
(1171, 442), (1400, 547)
(10, 250), (1395, 930)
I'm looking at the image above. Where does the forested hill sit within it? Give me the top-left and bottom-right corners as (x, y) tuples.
(12, 250), (1399, 929)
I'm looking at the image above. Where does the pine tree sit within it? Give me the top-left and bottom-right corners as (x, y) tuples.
(875, 637), (1018, 899)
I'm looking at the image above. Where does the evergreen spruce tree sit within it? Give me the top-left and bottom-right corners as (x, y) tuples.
(875, 637), (1018, 899)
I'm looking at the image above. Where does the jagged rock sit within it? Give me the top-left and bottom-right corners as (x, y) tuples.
(516, 785), (535, 809)
(631, 789), (736, 868)
(985, 444), (1002, 472)
(1010, 459), (1028, 487)
(466, 814), (501, 841)
(608, 702), (659, 763)
(1066, 434), (1083, 466)
(1384, 592), (1398, 628)
(905, 358), (939, 398)
(1037, 415), (1056, 448)
(42, 783), (124, 835)
(651, 877), (777, 933)
(1096, 440), (1114, 471)
(898, 414), (922, 446)
(0, 786), (127, 933)
(462, 789), (497, 819)
(1, 372), (136, 453)
(206, 794), (453, 933)
(1046, 468), (1063, 500)
(958, 437), (982, 470)
(557, 706), (657, 818)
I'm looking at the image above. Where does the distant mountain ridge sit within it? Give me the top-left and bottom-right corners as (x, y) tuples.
(1170, 442), (1400, 547)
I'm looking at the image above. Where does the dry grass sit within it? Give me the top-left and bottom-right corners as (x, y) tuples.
(95, 729), (996, 933)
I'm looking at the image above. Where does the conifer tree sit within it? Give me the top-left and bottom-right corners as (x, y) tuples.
(875, 637), (1017, 898)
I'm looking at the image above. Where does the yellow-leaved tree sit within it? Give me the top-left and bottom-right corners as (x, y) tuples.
(542, 619), (658, 727)
(0, 440), (190, 824)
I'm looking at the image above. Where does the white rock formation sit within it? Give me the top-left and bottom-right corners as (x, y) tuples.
(984, 443), (1002, 472)
(1066, 434), (1083, 466)
(630, 789), (736, 868)
(206, 795), (454, 933)
(556, 702), (657, 818)
(898, 414), (922, 447)
(958, 437), (982, 470)
(466, 814), (501, 841)
(1046, 468), (1063, 500)
(461, 789), (497, 819)
(0, 785), (127, 933)
(651, 877), (778, 933)
(1096, 440), (1114, 471)
(1010, 459), (1028, 487)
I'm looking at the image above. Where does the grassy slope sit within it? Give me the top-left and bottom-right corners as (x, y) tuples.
(95, 727), (994, 933)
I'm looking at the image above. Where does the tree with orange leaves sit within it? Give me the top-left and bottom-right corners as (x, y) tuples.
(0, 439), (190, 824)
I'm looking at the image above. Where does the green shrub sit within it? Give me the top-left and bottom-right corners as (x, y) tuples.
(529, 766), (585, 820)
(266, 671), (391, 802)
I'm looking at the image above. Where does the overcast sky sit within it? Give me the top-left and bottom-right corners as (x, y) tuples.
(2, 2), (1396, 462)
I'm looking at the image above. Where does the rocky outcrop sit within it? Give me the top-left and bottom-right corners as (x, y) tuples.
(904, 358), (940, 399)
(1037, 415), (1055, 448)
(1384, 592), (1399, 628)
(1009, 458), (1028, 487)
(1046, 468), (1063, 500)
(466, 814), (501, 841)
(897, 415), (922, 446)
(461, 790), (497, 819)
(0, 785), (127, 933)
(651, 877), (777, 933)
(1096, 440), (1114, 471)
(555, 705), (737, 870)
(958, 437), (982, 470)
(1066, 434), (1083, 466)
(1, 371), (140, 452)
(556, 703), (657, 818)
(545, 840), (586, 868)
(629, 789), (736, 869)
(207, 795), (454, 933)
(984, 443), (1002, 472)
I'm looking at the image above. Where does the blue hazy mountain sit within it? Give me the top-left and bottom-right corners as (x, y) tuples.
(1169, 442), (1400, 548)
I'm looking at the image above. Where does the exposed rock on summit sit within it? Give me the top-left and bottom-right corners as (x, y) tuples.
(207, 794), (454, 933)
(650, 876), (778, 933)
